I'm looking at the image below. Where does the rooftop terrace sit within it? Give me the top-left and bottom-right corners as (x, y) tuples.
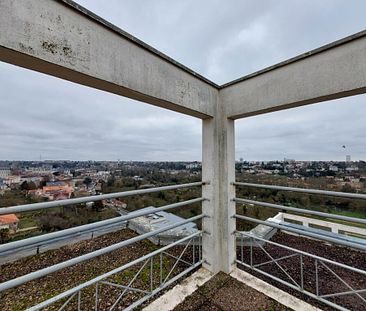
(1, 0), (366, 310)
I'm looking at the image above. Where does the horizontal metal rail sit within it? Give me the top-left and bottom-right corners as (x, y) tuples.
(234, 182), (366, 200)
(0, 214), (204, 292)
(237, 231), (366, 311)
(0, 182), (204, 215)
(236, 232), (356, 311)
(237, 260), (346, 311)
(26, 231), (202, 311)
(234, 197), (366, 226)
(237, 231), (366, 275)
(234, 214), (366, 251)
(0, 197), (204, 255)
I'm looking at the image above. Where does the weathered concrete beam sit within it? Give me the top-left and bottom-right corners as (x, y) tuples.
(220, 30), (366, 119)
(0, 0), (217, 118)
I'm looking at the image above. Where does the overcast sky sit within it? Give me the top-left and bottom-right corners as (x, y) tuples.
(1, 0), (366, 161)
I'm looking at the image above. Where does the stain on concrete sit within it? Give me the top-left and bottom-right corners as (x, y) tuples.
(18, 43), (34, 54)
(42, 41), (58, 54)
(62, 46), (72, 57)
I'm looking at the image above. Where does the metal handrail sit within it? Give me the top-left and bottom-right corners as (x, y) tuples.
(0, 197), (204, 255)
(26, 231), (202, 311)
(234, 182), (366, 200)
(0, 214), (204, 292)
(0, 182), (204, 215)
(236, 231), (365, 311)
(237, 231), (366, 275)
(234, 197), (366, 226)
(234, 214), (366, 251)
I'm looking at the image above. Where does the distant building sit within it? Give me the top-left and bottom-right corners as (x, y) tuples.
(4, 175), (21, 186)
(26, 166), (53, 175)
(346, 166), (359, 172)
(346, 155), (351, 162)
(0, 214), (20, 232)
(185, 163), (201, 169)
(0, 168), (11, 178)
(43, 181), (73, 200)
(284, 158), (295, 163)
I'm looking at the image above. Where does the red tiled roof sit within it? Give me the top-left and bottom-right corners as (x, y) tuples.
(0, 214), (19, 224)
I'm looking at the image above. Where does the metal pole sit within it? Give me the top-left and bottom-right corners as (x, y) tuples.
(234, 182), (366, 200)
(237, 231), (366, 276)
(235, 214), (366, 251)
(0, 182), (204, 215)
(0, 216), (203, 292)
(0, 198), (204, 255)
(26, 232), (201, 311)
(315, 259), (319, 296)
(300, 254), (304, 291)
(95, 283), (99, 311)
(234, 198), (366, 226)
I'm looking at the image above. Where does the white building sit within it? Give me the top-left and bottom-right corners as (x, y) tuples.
(0, 168), (11, 178)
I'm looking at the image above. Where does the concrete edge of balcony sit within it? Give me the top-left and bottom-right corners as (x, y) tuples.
(143, 268), (214, 311)
(143, 267), (322, 311)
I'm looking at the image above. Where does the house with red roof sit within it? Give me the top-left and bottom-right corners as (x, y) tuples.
(0, 214), (20, 232)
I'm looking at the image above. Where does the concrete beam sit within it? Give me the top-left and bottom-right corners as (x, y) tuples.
(220, 30), (366, 119)
(0, 0), (217, 118)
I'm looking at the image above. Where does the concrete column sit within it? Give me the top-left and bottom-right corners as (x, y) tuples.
(202, 98), (236, 273)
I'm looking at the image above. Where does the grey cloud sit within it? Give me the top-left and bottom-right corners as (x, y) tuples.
(0, 0), (365, 161)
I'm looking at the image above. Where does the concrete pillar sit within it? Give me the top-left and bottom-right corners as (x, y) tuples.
(202, 98), (236, 273)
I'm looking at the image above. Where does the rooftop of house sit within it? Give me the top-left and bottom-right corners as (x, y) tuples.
(0, 214), (19, 224)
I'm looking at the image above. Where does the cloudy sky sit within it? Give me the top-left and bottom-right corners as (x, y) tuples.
(1, 0), (365, 161)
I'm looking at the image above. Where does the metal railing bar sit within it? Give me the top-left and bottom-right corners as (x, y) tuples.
(235, 214), (366, 251)
(99, 281), (149, 295)
(315, 259), (319, 296)
(236, 260), (348, 311)
(77, 291), (81, 311)
(0, 216), (203, 293)
(123, 260), (203, 311)
(320, 288), (366, 299)
(0, 182), (204, 215)
(58, 292), (77, 311)
(253, 253), (299, 269)
(162, 251), (192, 267)
(0, 197), (204, 255)
(109, 259), (150, 311)
(234, 197), (366, 226)
(25, 231), (201, 311)
(234, 182), (366, 200)
(319, 261), (366, 304)
(253, 238), (300, 288)
(162, 239), (192, 285)
(300, 254), (304, 290)
(237, 231), (366, 276)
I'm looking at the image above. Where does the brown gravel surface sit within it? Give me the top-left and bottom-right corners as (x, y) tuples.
(173, 272), (290, 311)
(238, 232), (366, 311)
(0, 229), (195, 311)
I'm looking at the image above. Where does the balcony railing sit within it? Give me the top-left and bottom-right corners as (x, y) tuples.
(234, 182), (366, 311)
(0, 182), (205, 310)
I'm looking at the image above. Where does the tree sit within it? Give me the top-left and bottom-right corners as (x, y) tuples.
(20, 181), (29, 191)
(0, 228), (10, 243)
(83, 177), (92, 189)
(92, 200), (104, 212)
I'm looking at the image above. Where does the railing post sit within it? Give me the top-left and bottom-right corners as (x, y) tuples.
(202, 104), (236, 273)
